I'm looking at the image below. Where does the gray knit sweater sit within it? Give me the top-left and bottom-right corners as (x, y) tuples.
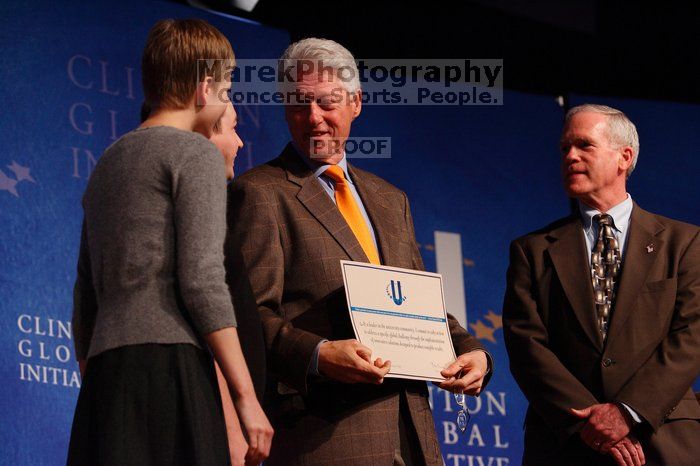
(72, 126), (236, 359)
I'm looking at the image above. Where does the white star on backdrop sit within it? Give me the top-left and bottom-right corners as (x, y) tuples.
(0, 169), (19, 197)
(7, 161), (36, 183)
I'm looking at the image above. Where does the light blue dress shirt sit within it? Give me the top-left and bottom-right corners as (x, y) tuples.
(578, 194), (641, 424)
(579, 194), (634, 263)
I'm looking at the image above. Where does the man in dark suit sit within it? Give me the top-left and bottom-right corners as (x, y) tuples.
(503, 104), (700, 465)
(226, 38), (492, 465)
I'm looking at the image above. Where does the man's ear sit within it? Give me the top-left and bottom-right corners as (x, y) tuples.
(195, 76), (215, 107)
(351, 89), (362, 120)
(618, 146), (634, 173)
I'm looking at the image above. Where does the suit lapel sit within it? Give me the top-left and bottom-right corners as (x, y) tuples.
(547, 216), (604, 351)
(348, 164), (401, 267)
(280, 145), (369, 263)
(606, 204), (664, 343)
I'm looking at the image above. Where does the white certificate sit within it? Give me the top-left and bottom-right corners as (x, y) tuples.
(340, 260), (457, 382)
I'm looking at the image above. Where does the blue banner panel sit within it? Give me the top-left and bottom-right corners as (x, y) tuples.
(0, 1), (289, 464)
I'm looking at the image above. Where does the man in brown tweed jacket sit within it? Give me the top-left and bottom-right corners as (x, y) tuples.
(225, 38), (492, 465)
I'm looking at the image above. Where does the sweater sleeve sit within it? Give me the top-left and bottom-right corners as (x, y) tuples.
(172, 145), (237, 335)
(72, 218), (98, 360)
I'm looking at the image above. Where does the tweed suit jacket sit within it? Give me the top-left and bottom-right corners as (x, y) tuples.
(503, 203), (700, 465)
(226, 144), (488, 465)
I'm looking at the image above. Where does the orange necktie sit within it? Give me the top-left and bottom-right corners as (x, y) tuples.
(324, 165), (380, 264)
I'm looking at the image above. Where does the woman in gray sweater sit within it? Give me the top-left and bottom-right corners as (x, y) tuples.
(67, 19), (272, 466)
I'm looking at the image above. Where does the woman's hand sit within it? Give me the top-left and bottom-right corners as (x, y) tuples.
(233, 394), (274, 465)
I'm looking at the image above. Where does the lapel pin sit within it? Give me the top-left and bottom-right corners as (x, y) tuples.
(646, 243), (655, 253)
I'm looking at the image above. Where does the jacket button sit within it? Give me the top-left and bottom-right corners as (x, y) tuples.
(602, 358), (613, 367)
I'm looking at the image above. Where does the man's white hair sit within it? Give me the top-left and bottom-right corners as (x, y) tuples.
(565, 103), (640, 177)
(280, 37), (361, 94)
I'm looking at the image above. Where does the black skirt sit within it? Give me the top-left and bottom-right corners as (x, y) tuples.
(67, 344), (230, 466)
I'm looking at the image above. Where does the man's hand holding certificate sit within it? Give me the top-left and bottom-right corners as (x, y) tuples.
(438, 349), (488, 396)
(338, 261), (487, 392)
(317, 338), (392, 385)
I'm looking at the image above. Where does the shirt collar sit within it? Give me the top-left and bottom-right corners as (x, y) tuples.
(579, 194), (633, 233)
(292, 142), (352, 184)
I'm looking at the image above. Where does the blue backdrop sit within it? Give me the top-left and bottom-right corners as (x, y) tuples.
(1, 1), (698, 465)
(0, 1), (288, 464)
